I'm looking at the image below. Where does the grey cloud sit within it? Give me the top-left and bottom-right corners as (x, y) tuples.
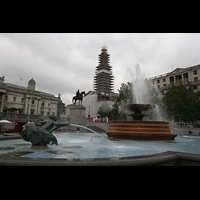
(1, 33), (200, 105)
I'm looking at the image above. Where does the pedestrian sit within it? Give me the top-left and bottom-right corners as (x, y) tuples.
(76, 127), (80, 133)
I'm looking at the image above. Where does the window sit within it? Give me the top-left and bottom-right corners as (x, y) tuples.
(32, 99), (35, 104)
(5, 96), (7, 101)
(193, 70), (197, 75)
(194, 86), (198, 90)
(13, 97), (16, 102)
(21, 98), (24, 103)
(157, 80), (160, 83)
(163, 78), (166, 82)
(163, 84), (166, 87)
(194, 77), (198, 82)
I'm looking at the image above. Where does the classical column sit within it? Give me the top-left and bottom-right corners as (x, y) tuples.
(27, 98), (32, 114)
(173, 76), (176, 84)
(35, 99), (38, 115)
(0, 94), (5, 112)
(24, 97), (29, 114)
(37, 99), (41, 114)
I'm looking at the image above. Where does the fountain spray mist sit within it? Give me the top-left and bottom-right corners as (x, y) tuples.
(128, 63), (164, 121)
(128, 64), (151, 104)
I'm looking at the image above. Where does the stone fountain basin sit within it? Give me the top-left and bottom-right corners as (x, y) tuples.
(106, 121), (177, 141)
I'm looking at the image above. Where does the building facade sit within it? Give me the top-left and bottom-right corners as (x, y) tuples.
(0, 77), (58, 132)
(150, 64), (200, 97)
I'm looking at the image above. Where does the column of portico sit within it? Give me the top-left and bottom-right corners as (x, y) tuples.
(37, 99), (41, 114)
(35, 98), (38, 115)
(0, 94), (5, 112)
(175, 74), (183, 84)
(24, 97), (29, 114)
(27, 98), (32, 114)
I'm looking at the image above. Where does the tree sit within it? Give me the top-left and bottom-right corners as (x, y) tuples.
(57, 101), (66, 118)
(97, 102), (111, 118)
(163, 84), (200, 123)
(107, 82), (133, 120)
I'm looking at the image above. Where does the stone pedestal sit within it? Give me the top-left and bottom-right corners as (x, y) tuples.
(69, 105), (87, 132)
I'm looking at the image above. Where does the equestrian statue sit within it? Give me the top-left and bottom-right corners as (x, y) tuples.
(72, 90), (85, 105)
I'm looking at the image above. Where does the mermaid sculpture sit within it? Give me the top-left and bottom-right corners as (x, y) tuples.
(20, 115), (69, 147)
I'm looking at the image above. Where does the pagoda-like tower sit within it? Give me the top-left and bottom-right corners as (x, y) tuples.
(94, 46), (114, 101)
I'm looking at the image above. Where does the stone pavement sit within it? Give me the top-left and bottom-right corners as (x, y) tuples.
(171, 127), (200, 136)
(0, 133), (21, 140)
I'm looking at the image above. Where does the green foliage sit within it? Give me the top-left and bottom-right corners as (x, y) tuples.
(57, 101), (66, 117)
(163, 84), (200, 123)
(117, 82), (134, 104)
(107, 82), (133, 120)
(97, 102), (111, 118)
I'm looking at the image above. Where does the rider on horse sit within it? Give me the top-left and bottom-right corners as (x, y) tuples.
(72, 90), (85, 105)
(76, 90), (80, 97)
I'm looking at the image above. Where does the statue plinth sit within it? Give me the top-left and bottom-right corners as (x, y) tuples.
(69, 105), (86, 130)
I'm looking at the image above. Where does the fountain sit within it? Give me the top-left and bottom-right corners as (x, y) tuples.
(106, 103), (177, 140)
(6, 64), (200, 165)
(106, 64), (177, 141)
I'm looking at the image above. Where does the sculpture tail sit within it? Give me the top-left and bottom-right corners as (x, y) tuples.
(43, 134), (58, 145)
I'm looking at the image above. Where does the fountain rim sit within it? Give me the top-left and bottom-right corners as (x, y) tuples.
(1, 151), (200, 166)
(109, 120), (170, 124)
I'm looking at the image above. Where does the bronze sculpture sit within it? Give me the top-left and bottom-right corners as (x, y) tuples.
(20, 115), (69, 147)
(72, 90), (85, 105)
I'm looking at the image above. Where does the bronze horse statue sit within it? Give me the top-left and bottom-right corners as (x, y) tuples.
(72, 91), (85, 105)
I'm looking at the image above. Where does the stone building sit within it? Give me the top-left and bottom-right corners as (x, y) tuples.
(82, 91), (114, 121)
(150, 64), (200, 97)
(0, 76), (58, 132)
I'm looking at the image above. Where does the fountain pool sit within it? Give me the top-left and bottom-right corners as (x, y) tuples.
(0, 132), (200, 162)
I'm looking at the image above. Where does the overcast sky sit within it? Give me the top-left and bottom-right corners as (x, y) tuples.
(1, 33), (200, 105)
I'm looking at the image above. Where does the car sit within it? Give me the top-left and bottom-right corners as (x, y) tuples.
(175, 122), (193, 128)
